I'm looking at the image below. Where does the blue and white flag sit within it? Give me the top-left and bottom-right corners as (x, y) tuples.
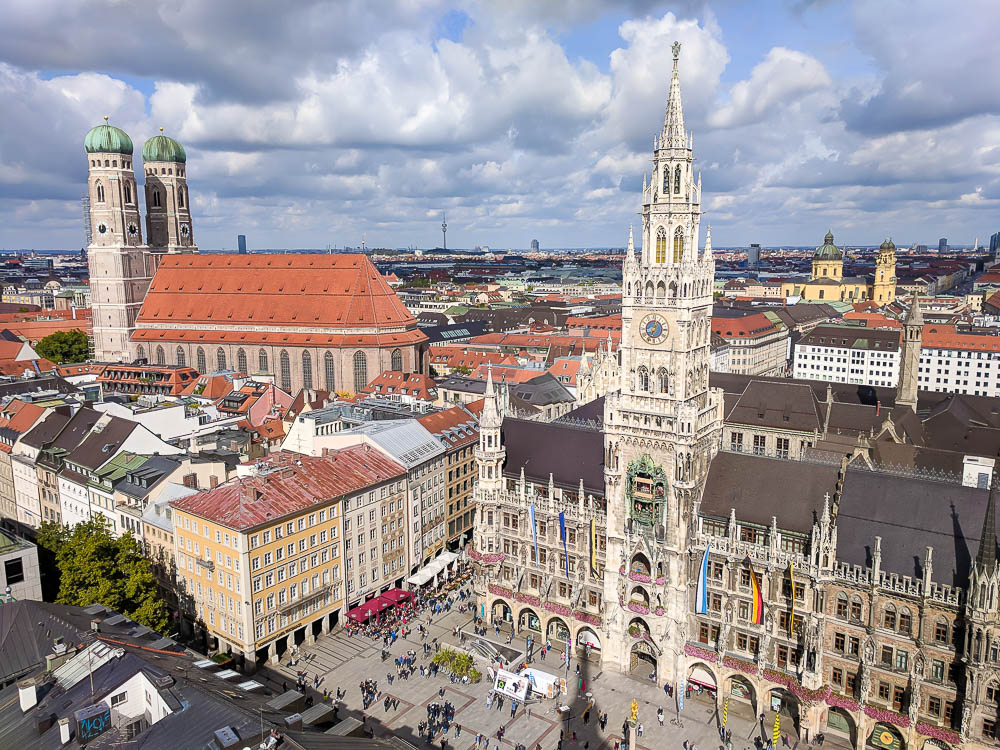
(559, 512), (569, 578)
(695, 545), (710, 614)
(530, 504), (540, 564)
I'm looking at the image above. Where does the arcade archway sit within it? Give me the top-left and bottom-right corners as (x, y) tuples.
(546, 616), (570, 641)
(518, 607), (541, 633)
(726, 674), (757, 717)
(492, 600), (512, 624)
(686, 662), (718, 705)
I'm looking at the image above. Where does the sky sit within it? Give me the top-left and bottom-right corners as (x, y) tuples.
(1, 0), (999, 251)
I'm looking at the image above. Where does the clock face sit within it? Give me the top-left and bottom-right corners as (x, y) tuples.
(97, 223), (107, 234)
(640, 314), (668, 345)
(180, 223), (191, 238)
(127, 222), (138, 237)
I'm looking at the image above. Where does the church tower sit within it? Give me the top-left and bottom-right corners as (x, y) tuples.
(602, 42), (724, 682)
(143, 130), (197, 254)
(85, 119), (157, 362)
(896, 298), (922, 411)
(872, 238), (897, 304)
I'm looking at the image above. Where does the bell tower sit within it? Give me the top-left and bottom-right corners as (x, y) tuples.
(873, 238), (897, 304)
(602, 42), (724, 682)
(143, 129), (197, 254)
(85, 118), (157, 362)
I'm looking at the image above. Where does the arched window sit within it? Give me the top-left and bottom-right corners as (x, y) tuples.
(662, 166), (669, 193)
(673, 227), (684, 263)
(216, 347), (226, 371)
(236, 348), (247, 374)
(391, 349), (403, 372)
(637, 366), (649, 391)
(353, 351), (368, 392)
(155, 345), (165, 365)
(850, 596), (863, 620)
(123, 182), (131, 204)
(302, 350), (313, 390)
(898, 607), (912, 634)
(835, 593), (849, 617)
(176, 346), (186, 366)
(258, 349), (268, 373)
(674, 165), (681, 194)
(196, 347), (206, 373)
(658, 368), (669, 393)
(324, 351), (336, 391)
(96, 182), (105, 203)
(136, 345), (145, 361)
(279, 350), (291, 391)
(934, 617), (949, 644)
(655, 227), (667, 264)
(152, 190), (161, 208)
(883, 604), (896, 630)
(178, 187), (185, 208)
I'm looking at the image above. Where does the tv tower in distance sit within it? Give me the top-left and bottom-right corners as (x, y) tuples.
(441, 211), (447, 251)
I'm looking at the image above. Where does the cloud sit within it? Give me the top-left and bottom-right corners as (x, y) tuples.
(0, 1), (996, 250)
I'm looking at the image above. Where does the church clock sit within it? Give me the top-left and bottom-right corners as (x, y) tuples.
(639, 314), (668, 345)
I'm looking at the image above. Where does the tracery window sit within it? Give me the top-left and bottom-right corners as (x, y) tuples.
(655, 227), (667, 264)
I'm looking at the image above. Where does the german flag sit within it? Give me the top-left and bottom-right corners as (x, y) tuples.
(748, 560), (764, 625)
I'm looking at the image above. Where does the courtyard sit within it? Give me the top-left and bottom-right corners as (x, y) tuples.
(267, 600), (804, 750)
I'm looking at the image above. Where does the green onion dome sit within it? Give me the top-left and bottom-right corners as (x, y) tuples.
(814, 230), (843, 261)
(84, 118), (134, 155)
(142, 129), (187, 163)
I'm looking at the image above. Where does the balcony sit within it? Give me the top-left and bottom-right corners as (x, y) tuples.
(277, 583), (334, 616)
(196, 558), (215, 572)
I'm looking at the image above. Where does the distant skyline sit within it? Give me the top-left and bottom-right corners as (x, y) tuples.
(1, 1), (998, 250)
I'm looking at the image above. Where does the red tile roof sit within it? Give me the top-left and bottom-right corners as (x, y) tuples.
(923, 324), (1000, 352)
(428, 347), (508, 371)
(712, 313), (782, 340)
(56, 363), (107, 377)
(181, 373), (236, 399)
(133, 254), (425, 346)
(417, 403), (480, 449)
(362, 371), (437, 400)
(0, 399), (47, 452)
(169, 447), (406, 531)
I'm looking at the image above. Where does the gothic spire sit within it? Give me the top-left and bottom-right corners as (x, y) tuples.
(662, 41), (686, 148)
(905, 297), (923, 326)
(976, 470), (999, 572)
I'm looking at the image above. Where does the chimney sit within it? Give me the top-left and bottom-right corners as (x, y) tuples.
(18, 678), (37, 712)
(875, 401), (880, 417)
(90, 618), (101, 632)
(59, 717), (71, 745)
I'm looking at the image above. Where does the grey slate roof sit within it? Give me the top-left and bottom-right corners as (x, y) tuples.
(501, 418), (605, 495)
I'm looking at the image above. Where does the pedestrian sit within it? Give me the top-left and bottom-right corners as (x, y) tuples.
(781, 735), (789, 748)
(657, 707), (664, 727)
(637, 723), (643, 737)
(456, 725), (461, 738)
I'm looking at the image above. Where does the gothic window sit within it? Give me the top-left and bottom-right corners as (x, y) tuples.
(176, 347), (186, 366)
(96, 182), (105, 203)
(673, 227), (684, 263)
(353, 350), (368, 392)
(637, 367), (649, 391)
(196, 347), (206, 373)
(391, 348), (403, 372)
(155, 346), (165, 365)
(656, 281), (666, 300)
(658, 368), (669, 393)
(674, 165), (681, 194)
(216, 347), (226, 371)
(123, 182), (131, 204)
(655, 227), (667, 264)
(279, 350), (291, 391)
(236, 348), (247, 374)
(324, 351), (336, 391)
(151, 190), (161, 208)
(178, 187), (185, 208)
(258, 349), (268, 373)
(302, 350), (313, 390)
(136, 345), (145, 361)
(662, 166), (669, 194)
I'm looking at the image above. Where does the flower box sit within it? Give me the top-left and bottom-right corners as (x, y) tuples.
(573, 611), (601, 626)
(654, 607), (665, 616)
(684, 644), (718, 662)
(488, 584), (512, 598)
(916, 722), (960, 746)
(543, 601), (572, 616)
(627, 601), (649, 614)
(514, 592), (540, 605)
(655, 577), (666, 585)
(825, 693), (860, 712)
(628, 571), (652, 583)
(863, 705), (911, 729)
(722, 655), (759, 675)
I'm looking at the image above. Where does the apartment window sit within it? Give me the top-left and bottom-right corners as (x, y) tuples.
(892, 686), (905, 711)
(878, 682), (891, 701)
(850, 597), (863, 620)
(883, 606), (896, 630)
(927, 696), (941, 716)
(935, 619), (949, 643)
(752, 435), (766, 455)
(730, 432), (744, 452)
(775, 438), (790, 459)
(881, 646), (893, 667)
(931, 659), (945, 681)
(834, 632), (845, 652)
(895, 650), (908, 672)
(836, 594), (848, 618)
(899, 609), (912, 634)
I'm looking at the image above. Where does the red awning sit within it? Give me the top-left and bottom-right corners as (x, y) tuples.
(346, 597), (393, 623)
(379, 588), (413, 605)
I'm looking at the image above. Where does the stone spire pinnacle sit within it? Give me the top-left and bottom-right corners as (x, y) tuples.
(905, 297), (923, 326)
(627, 224), (635, 254)
(662, 41), (686, 148)
(976, 470), (999, 572)
(703, 224), (712, 263)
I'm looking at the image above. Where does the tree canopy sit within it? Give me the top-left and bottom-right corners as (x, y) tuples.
(34, 329), (89, 364)
(37, 518), (170, 633)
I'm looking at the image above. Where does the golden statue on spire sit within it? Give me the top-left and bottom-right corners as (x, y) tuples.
(630, 698), (638, 724)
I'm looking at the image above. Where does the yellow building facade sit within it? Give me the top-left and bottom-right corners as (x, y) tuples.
(782, 231), (897, 304)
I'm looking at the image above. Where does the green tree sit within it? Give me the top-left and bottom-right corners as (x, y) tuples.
(37, 518), (170, 633)
(34, 329), (89, 364)
(452, 365), (472, 376)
